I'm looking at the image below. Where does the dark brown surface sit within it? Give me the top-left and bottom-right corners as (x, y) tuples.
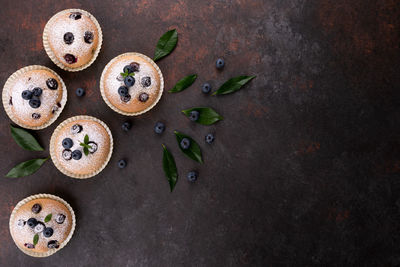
(0, 0), (399, 266)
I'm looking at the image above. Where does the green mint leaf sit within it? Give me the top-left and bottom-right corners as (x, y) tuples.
(154, 29), (178, 62)
(33, 234), (39, 245)
(84, 147), (89, 156)
(10, 125), (44, 151)
(212, 75), (256, 95)
(182, 107), (223, 125)
(174, 131), (203, 163)
(84, 134), (89, 144)
(162, 144), (178, 192)
(128, 72), (135, 77)
(44, 213), (52, 223)
(6, 158), (49, 178)
(169, 74), (197, 93)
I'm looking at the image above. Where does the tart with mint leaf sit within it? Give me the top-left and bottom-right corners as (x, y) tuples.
(50, 115), (113, 178)
(9, 194), (75, 257)
(100, 52), (164, 115)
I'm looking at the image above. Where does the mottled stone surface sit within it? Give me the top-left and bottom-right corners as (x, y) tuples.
(0, 0), (399, 266)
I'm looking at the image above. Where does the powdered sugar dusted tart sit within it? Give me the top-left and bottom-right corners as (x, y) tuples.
(9, 194), (75, 257)
(100, 52), (164, 116)
(2, 65), (67, 129)
(43, 9), (102, 71)
(50, 116), (113, 178)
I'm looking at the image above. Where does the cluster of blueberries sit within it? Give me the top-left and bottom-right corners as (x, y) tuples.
(117, 62), (152, 103)
(61, 124), (98, 161)
(18, 203), (65, 249)
(21, 78), (59, 120)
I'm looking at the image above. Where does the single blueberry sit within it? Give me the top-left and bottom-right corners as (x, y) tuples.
(24, 243), (35, 249)
(84, 31), (94, 44)
(46, 78), (58, 90)
(123, 65), (134, 74)
(118, 86), (129, 97)
(187, 171), (198, 182)
(31, 203), (41, 214)
(29, 98), (41, 109)
(43, 227), (54, 238)
(34, 222), (45, 233)
(71, 124), (82, 134)
(216, 58), (225, 69)
(122, 121), (132, 132)
(27, 218), (38, 228)
(154, 122), (165, 134)
(64, 54), (77, 64)
(32, 113), (41, 119)
(32, 87), (43, 97)
(138, 92), (149, 102)
(69, 12), (82, 20)
(47, 240), (60, 249)
(63, 32), (74, 45)
(17, 219), (26, 228)
(180, 138), (191, 150)
(201, 83), (212, 94)
(62, 149), (72, 160)
(55, 214), (66, 224)
(124, 76), (135, 87)
(205, 133), (215, 144)
(120, 94), (131, 103)
(76, 87), (85, 97)
(141, 77), (151, 87)
(62, 138), (73, 149)
(22, 90), (33, 100)
(130, 62), (140, 72)
(189, 110), (200, 122)
(87, 141), (98, 153)
(118, 159), (127, 169)
(72, 150), (82, 160)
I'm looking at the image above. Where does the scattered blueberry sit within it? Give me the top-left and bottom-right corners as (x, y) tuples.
(55, 214), (65, 224)
(87, 141), (98, 153)
(189, 110), (200, 122)
(62, 149), (72, 160)
(29, 98), (41, 109)
(116, 74), (124, 81)
(69, 12), (82, 20)
(138, 92), (149, 102)
(118, 86), (129, 97)
(72, 150), (82, 160)
(123, 65), (134, 74)
(130, 62), (140, 72)
(22, 90), (33, 100)
(32, 203), (41, 214)
(201, 83), (212, 94)
(64, 54), (77, 64)
(76, 87), (85, 97)
(216, 58), (225, 69)
(34, 222), (45, 233)
(187, 171), (198, 182)
(71, 124), (82, 134)
(120, 94), (131, 103)
(46, 78), (58, 90)
(32, 113), (41, 119)
(63, 32), (74, 45)
(154, 122), (165, 134)
(17, 219), (26, 228)
(24, 243), (35, 249)
(141, 77), (151, 87)
(47, 240), (60, 249)
(84, 31), (94, 44)
(122, 121), (132, 132)
(180, 138), (191, 150)
(205, 133), (215, 144)
(118, 159), (127, 169)
(27, 218), (38, 228)
(43, 227), (54, 238)
(32, 87), (43, 97)
(62, 138), (73, 149)
(124, 76), (135, 87)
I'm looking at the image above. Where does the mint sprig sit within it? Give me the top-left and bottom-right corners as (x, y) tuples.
(79, 134), (92, 156)
(120, 70), (135, 79)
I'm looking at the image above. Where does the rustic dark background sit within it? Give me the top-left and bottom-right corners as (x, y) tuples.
(0, 0), (399, 266)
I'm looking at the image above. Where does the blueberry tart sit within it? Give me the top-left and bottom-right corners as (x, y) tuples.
(2, 65), (67, 129)
(50, 115), (113, 178)
(43, 9), (102, 71)
(9, 194), (75, 257)
(100, 52), (164, 115)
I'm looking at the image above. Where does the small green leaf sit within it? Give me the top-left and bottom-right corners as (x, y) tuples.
(84, 134), (89, 144)
(33, 234), (39, 245)
(169, 74), (197, 93)
(6, 158), (49, 178)
(182, 107), (223, 125)
(10, 125), (44, 151)
(162, 144), (178, 192)
(154, 29), (178, 62)
(128, 72), (135, 77)
(212, 75), (256, 95)
(83, 147), (89, 156)
(44, 214), (52, 223)
(174, 131), (203, 163)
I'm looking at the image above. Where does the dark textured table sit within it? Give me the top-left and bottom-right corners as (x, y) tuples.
(0, 0), (399, 266)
